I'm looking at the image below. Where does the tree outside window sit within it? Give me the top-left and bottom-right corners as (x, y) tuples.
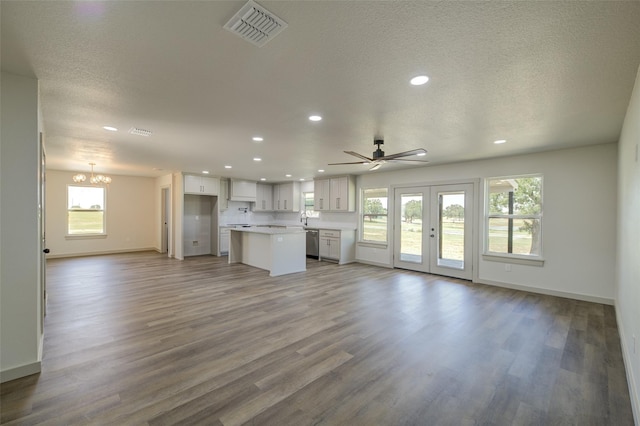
(486, 175), (542, 257)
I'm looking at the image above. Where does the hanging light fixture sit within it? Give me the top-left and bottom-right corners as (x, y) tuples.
(72, 163), (112, 185)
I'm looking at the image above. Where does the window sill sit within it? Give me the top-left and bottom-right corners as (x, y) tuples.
(357, 241), (388, 249)
(482, 253), (544, 267)
(65, 234), (107, 240)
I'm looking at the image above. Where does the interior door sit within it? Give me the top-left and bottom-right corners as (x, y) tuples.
(393, 183), (474, 280)
(40, 133), (48, 324)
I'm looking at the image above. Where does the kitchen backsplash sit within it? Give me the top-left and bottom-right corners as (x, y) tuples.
(219, 200), (358, 229)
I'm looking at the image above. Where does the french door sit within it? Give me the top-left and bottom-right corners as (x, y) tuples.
(393, 183), (473, 280)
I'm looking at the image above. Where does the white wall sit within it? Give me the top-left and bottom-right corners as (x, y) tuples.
(357, 143), (618, 304)
(0, 72), (43, 381)
(616, 65), (640, 421)
(45, 170), (156, 257)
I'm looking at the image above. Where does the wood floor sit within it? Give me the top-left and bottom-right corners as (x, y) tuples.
(1, 252), (634, 425)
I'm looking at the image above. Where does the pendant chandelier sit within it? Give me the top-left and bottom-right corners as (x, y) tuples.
(72, 162), (112, 185)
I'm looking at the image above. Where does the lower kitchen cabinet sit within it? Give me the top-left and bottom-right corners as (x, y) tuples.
(318, 229), (355, 264)
(219, 227), (230, 255)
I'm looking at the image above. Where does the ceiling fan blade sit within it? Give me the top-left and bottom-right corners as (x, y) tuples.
(369, 163), (382, 171)
(378, 148), (427, 161)
(344, 151), (374, 162)
(386, 158), (430, 163)
(328, 161), (371, 165)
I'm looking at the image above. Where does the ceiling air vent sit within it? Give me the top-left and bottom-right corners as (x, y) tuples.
(223, 0), (288, 47)
(129, 127), (152, 137)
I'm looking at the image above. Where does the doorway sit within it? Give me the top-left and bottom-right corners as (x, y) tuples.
(161, 187), (170, 256)
(393, 183), (474, 280)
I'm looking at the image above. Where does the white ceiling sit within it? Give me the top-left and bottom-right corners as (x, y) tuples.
(2, 1), (640, 182)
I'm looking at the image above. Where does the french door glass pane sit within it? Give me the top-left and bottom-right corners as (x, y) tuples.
(400, 194), (422, 263)
(438, 192), (464, 269)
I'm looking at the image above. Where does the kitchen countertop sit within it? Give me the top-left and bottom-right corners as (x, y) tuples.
(229, 226), (305, 235)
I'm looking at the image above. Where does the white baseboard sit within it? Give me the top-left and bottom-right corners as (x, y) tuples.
(354, 259), (393, 269)
(47, 247), (158, 259)
(615, 306), (640, 425)
(474, 278), (614, 305)
(0, 361), (41, 383)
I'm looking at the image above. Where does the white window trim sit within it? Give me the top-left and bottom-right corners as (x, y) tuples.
(66, 184), (107, 237)
(483, 174), (543, 262)
(359, 187), (389, 245)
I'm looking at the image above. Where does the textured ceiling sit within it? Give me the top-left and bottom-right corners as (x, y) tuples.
(2, 1), (640, 181)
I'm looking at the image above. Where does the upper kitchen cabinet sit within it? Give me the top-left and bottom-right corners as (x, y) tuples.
(184, 174), (220, 196)
(253, 183), (274, 212)
(274, 182), (300, 212)
(219, 178), (229, 211)
(314, 178), (331, 211)
(314, 175), (355, 212)
(229, 179), (257, 202)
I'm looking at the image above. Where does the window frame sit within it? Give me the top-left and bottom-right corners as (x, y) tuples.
(483, 174), (544, 265)
(66, 184), (107, 238)
(302, 191), (319, 218)
(359, 187), (389, 246)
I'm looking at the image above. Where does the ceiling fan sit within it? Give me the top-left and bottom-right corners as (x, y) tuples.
(329, 139), (429, 171)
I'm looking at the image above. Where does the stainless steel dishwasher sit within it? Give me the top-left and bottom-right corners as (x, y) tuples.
(305, 229), (319, 258)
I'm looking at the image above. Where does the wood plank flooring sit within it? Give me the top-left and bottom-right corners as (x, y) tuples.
(1, 252), (634, 425)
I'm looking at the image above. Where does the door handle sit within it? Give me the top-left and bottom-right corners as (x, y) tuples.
(43, 248), (50, 254)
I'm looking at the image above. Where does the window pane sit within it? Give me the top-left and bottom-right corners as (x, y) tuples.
(68, 186), (104, 209)
(488, 217), (541, 256)
(399, 194), (422, 262)
(488, 177), (542, 216)
(439, 192), (464, 264)
(362, 188), (388, 242)
(68, 211), (104, 234)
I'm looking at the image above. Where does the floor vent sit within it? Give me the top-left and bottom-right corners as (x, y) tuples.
(129, 127), (152, 137)
(223, 0), (287, 47)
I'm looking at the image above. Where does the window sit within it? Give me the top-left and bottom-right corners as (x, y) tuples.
(485, 175), (542, 258)
(303, 192), (319, 218)
(361, 188), (388, 243)
(67, 185), (106, 235)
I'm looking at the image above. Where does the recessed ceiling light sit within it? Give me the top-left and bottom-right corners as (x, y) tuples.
(253, 157), (262, 162)
(494, 139), (507, 144)
(416, 152), (426, 156)
(308, 115), (322, 122)
(260, 178), (266, 181)
(202, 170), (210, 174)
(103, 126), (118, 131)
(252, 136), (263, 142)
(410, 75), (429, 86)
(318, 169), (325, 173)
(299, 178), (305, 181)
(224, 165), (232, 169)
(285, 174), (292, 177)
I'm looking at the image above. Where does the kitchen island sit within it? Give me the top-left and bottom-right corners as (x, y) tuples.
(228, 227), (306, 277)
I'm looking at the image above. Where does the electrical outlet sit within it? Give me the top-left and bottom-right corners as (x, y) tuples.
(192, 240), (198, 246)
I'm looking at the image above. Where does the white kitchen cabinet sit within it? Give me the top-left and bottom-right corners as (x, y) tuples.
(318, 229), (356, 264)
(229, 179), (257, 202)
(253, 183), (274, 211)
(274, 182), (300, 212)
(313, 175), (355, 212)
(219, 178), (229, 211)
(184, 174), (220, 196)
(314, 178), (331, 211)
